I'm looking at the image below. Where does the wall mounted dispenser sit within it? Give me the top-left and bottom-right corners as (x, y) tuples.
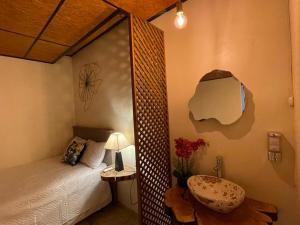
(267, 132), (281, 162)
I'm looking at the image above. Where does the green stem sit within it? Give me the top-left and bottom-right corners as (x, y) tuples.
(181, 158), (184, 175)
(186, 159), (189, 175)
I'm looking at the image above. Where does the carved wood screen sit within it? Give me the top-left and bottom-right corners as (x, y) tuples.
(129, 14), (172, 225)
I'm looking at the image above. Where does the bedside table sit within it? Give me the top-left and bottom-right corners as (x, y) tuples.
(101, 165), (136, 204)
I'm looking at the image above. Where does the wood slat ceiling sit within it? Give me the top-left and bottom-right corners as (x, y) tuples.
(0, 0), (61, 37)
(0, 30), (34, 57)
(66, 13), (126, 56)
(27, 40), (68, 62)
(40, 0), (115, 46)
(0, 0), (180, 64)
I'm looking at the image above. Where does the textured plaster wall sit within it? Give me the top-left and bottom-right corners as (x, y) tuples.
(153, 0), (298, 223)
(0, 56), (74, 169)
(72, 20), (137, 213)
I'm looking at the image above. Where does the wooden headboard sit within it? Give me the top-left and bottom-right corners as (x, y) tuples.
(73, 126), (114, 165)
(73, 126), (113, 142)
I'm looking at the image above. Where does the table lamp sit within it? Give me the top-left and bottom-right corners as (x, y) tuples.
(104, 132), (129, 171)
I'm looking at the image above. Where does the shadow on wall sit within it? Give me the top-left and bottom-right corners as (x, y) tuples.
(43, 59), (75, 156)
(189, 87), (296, 187)
(271, 135), (296, 187)
(189, 88), (255, 139)
(100, 22), (133, 142)
(73, 20), (134, 144)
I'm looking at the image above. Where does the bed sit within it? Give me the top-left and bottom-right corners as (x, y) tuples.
(0, 127), (113, 225)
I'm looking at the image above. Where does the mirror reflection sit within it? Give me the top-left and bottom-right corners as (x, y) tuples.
(189, 70), (246, 125)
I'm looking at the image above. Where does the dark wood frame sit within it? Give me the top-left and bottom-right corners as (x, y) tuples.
(128, 15), (142, 224)
(129, 14), (172, 225)
(103, 0), (188, 22)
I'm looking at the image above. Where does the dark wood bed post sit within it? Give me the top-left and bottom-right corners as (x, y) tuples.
(129, 14), (172, 225)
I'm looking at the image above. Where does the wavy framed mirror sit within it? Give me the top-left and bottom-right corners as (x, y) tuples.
(189, 70), (246, 125)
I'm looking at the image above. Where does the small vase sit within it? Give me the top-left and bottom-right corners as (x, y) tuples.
(177, 177), (188, 188)
(173, 168), (192, 189)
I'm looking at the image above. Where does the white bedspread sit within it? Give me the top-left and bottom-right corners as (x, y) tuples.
(0, 156), (112, 225)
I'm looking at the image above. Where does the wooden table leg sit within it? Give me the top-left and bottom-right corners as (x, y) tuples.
(109, 181), (118, 205)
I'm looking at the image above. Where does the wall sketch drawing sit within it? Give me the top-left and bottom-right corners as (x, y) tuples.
(79, 63), (102, 111)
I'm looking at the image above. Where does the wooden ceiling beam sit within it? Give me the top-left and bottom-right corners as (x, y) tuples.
(27, 40), (68, 62)
(0, 27), (35, 39)
(68, 14), (127, 57)
(103, 0), (180, 20)
(24, 0), (66, 58)
(52, 9), (123, 63)
(0, 0), (188, 63)
(148, 0), (188, 21)
(0, 30), (34, 57)
(0, 27), (69, 47)
(41, 0), (116, 46)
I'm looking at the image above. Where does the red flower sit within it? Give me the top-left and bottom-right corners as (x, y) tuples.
(175, 138), (206, 159)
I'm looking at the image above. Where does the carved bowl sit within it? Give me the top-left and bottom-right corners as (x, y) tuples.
(187, 175), (246, 213)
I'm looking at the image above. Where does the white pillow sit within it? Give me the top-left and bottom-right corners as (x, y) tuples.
(80, 140), (106, 169)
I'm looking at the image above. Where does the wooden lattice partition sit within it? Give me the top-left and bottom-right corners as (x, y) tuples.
(129, 14), (172, 225)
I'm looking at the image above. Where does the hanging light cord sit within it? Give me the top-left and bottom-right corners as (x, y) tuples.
(176, 0), (183, 13)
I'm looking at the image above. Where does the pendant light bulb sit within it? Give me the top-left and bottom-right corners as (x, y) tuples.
(174, 1), (187, 29)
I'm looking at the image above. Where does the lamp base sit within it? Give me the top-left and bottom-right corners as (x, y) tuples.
(115, 151), (124, 172)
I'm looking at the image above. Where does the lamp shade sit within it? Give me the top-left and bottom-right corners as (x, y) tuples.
(104, 132), (129, 151)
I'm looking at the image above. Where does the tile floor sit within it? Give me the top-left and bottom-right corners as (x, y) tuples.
(77, 204), (138, 225)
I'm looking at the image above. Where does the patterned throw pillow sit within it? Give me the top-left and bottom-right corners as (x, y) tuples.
(63, 138), (87, 166)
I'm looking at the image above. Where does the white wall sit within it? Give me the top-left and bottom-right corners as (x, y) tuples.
(0, 56), (74, 169)
(72, 20), (137, 212)
(153, 0), (298, 224)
